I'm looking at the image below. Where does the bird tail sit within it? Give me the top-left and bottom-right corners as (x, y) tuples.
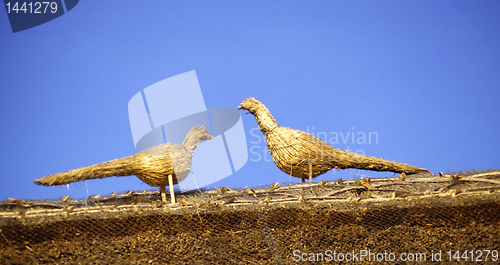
(329, 149), (431, 175)
(34, 156), (137, 186)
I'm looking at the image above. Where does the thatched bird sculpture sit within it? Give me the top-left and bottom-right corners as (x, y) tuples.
(238, 98), (430, 183)
(35, 126), (213, 203)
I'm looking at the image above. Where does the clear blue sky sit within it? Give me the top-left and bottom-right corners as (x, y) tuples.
(1, 1), (499, 201)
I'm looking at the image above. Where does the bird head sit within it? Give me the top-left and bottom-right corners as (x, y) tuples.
(189, 126), (214, 141)
(238, 97), (262, 114)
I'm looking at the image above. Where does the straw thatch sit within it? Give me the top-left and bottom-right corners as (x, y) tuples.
(34, 126), (213, 200)
(2, 170), (499, 264)
(238, 98), (430, 182)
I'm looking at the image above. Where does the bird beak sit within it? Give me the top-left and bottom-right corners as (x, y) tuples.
(237, 105), (243, 110)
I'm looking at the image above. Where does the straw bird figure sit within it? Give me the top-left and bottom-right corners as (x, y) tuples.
(238, 98), (431, 183)
(35, 126), (213, 203)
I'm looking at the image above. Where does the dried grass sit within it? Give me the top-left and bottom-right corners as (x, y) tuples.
(238, 98), (430, 182)
(34, 126), (213, 193)
(1, 170), (499, 264)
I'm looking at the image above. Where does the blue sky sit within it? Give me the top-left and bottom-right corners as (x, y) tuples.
(1, 0), (499, 201)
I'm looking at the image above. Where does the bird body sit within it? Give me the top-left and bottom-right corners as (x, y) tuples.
(238, 98), (430, 182)
(35, 126), (213, 202)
